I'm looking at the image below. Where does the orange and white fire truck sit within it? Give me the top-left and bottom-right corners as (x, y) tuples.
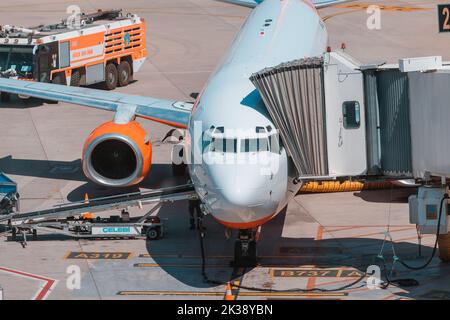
(0, 9), (147, 96)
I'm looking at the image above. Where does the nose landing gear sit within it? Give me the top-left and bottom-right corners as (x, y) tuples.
(233, 229), (257, 268)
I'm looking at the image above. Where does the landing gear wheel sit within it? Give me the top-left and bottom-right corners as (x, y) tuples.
(103, 63), (118, 90)
(117, 61), (131, 87)
(70, 70), (81, 87)
(172, 144), (187, 176)
(146, 227), (160, 240)
(1, 92), (10, 102)
(438, 233), (450, 262)
(233, 239), (257, 267)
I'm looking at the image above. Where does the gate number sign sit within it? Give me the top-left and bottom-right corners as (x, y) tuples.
(438, 4), (450, 32)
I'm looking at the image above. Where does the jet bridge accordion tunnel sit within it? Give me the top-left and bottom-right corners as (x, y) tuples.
(250, 57), (329, 178)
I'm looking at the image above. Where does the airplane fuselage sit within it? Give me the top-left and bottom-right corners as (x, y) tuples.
(188, 0), (328, 229)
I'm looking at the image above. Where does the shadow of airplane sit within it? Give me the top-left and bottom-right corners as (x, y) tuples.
(0, 155), (189, 202)
(353, 187), (417, 203)
(144, 203), (439, 292)
(2, 155), (442, 296)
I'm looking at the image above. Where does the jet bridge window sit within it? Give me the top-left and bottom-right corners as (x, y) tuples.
(342, 101), (361, 129)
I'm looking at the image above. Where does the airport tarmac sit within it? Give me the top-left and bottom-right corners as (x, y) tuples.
(1, 0), (450, 300)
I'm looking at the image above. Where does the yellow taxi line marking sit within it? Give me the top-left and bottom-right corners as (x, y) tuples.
(117, 291), (347, 297)
(333, 3), (432, 11)
(134, 263), (358, 269)
(139, 254), (332, 259)
(134, 263), (229, 268)
(322, 4), (431, 22)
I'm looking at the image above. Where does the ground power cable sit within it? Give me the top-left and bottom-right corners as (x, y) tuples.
(197, 224), (371, 293)
(376, 193), (449, 288)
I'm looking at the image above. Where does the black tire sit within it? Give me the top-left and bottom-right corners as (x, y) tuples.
(0, 92), (10, 102)
(233, 241), (257, 267)
(103, 63), (118, 90)
(52, 73), (66, 85)
(248, 240), (257, 261)
(70, 70), (81, 87)
(117, 61), (131, 87)
(234, 241), (243, 264)
(146, 227), (160, 240)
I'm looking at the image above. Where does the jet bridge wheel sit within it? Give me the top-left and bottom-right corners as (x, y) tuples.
(438, 233), (450, 262)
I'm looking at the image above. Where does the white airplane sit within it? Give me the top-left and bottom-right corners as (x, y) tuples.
(0, 0), (351, 265)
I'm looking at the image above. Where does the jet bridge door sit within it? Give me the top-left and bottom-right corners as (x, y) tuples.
(323, 52), (367, 177)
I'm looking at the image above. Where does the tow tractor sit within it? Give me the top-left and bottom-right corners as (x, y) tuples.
(0, 183), (197, 245)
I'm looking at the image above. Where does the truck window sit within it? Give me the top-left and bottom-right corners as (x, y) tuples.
(0, 46), (33, 77)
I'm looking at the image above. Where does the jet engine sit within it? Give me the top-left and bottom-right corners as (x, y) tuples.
(82, 121), (152, 187)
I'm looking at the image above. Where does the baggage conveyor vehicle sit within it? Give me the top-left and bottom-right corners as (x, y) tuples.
(0, 184), (197, 245)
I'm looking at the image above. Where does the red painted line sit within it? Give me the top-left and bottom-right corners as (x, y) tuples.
(325, 226), (365, 233)
(352, 227), (415, 239)
(0, 267), (56, 300)
(324, 225), (414, 228)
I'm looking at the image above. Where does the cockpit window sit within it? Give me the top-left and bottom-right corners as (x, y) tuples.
(268, 133), (281, 154)
(209, 137), (237, 153)
(240, 137), (269, 152)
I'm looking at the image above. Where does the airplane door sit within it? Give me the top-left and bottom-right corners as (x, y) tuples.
(323, 52), (367, 176)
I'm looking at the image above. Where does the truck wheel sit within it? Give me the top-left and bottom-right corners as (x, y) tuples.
(438, 233), (450, 262)
(70, 70), (81, 87)
(103, 63), (118, 90)
(117, 61), (131, 87)
(52, 73), (66, 85)
(146, 227), (160, 240)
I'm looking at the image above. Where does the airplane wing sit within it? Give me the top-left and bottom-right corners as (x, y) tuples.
(312, 0), (353, 9)
(215, 0), (353, 8)
(0, 78), (192, 128)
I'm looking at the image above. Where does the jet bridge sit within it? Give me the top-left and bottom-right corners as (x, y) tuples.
(251, 51), (416, 181)
(251, 53), (367, 179)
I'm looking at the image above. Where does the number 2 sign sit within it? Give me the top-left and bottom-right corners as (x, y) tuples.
(439, 4), (450, 32)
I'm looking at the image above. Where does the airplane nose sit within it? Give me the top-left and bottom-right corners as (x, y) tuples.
(220, 186), (268, 207)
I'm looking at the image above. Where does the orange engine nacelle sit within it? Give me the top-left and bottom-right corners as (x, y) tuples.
(82, 121), (152, 187)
